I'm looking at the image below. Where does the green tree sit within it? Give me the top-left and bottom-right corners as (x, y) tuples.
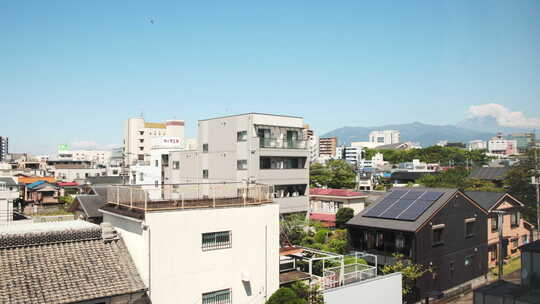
(504, 149), (538, 224)
(290, 282), (324, 304)
(266, 287), (307, 304)
(335, 207), (354, 228)
(309, 162), (332, 187)
(309, 160), (356, 189)
(381, 253), (431, 298)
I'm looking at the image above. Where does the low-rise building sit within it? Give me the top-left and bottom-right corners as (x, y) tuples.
(309, 188), (367, 227)
(465, 191), (533, 267)
(0, 221), (147, 303)
(319, 137), (338, 158)
(488, 133), (518, 156)
(100, 182), (279, 304)
(348, 188), (489, 302)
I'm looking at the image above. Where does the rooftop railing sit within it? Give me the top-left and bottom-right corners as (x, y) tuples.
(105, 182), (273, 212)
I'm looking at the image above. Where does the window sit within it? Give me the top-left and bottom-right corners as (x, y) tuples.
(491, 217), (499, 232)
(465, 218), (475, 238)
(377, 136), (385, 143)
(173, 161), (180, 169)
(155, 160), (159, 167)
(489, 245), (498, 261)
(202, 289), (231, 304)
(449, 261), (455, 278)
(510, 212), (520, 228)
(237, 159), (247, 170)
(202, 231), (232, 251)
(139, 172), (144, 182)
(395, 234), (405, 249)
(432, 225), (444, 246)
(464, 255), (474, 267)
(237, 131), (247, 142)
(375, 232), (384, 250)
(203, 143), (209, 153)
(203, 169), (209, 179)
(522, 234), (529, 245)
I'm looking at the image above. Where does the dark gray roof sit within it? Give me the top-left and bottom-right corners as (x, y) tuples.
(464, 191), (508, 212)
(347, 188), (458, 232)
(0, 177), (18, 187)
(469, 167), (510, 181)
(86, 176), (126, 185)
(76, 195), (106, 218)
(0, 223), (146, 303)
(390, 171), (429, 181)
(92, 185), (109, 199)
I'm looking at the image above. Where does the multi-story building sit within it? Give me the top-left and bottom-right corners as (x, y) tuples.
(168, 113), (310, 214)
(508, 133), (536, 154)
(0, 136), (8, 162)
(488, 133), (518, 156)
(338, 146), (363, 166)
(309, 188), (367, 226)
(57, 149), (112, 166)
(0, 177), (18, 223)
(100, 183), (279, 304)
(468, 140), (487, 151)
(123, 117), (185, 166)
(464, 191), (533, 268)
(369, 130), (400, 145)
(303, 124), (319, 163)
(129, 136), (183, 198)
(319, 137), (337, 158)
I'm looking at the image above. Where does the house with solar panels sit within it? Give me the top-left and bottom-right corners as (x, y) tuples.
(347, 188), (489, 302)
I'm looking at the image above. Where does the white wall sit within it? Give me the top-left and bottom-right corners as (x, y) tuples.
(324, 273), (402, 304)
(103, 203), (280, 304)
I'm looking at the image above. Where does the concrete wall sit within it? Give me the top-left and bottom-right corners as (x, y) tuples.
(324, 273), (402, 304)
(103, 203), (280, 304)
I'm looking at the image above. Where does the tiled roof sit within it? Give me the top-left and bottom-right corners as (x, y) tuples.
(57, 182), (79, 187)
(0, 221), (146, 303)
(469, 167), (510, 181)
(86, 176), (126, 185)
(310, 213), (336, 222)
(310, 188), (367, 197)
(18, 176), (56, 185)
(26, 180), (49, 189)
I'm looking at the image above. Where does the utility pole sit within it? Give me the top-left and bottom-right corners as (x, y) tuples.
(535, 139), (539, 241)
(493, 210), (505, 280)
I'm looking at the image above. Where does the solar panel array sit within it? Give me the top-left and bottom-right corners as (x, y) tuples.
(363, 190), (444, 221)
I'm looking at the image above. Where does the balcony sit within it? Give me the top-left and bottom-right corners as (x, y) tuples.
(258, 137), (307, 149)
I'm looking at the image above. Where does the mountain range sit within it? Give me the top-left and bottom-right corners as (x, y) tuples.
(321, 116), (539, 147)
(321, 122), (496, 147)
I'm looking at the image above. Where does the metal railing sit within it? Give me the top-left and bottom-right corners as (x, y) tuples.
(106, 183), (273, 212)
(258, 137), (307, 149)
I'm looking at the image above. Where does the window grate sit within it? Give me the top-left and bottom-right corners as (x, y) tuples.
(202, 289), (231, 304)
(202, 231), (232, 251)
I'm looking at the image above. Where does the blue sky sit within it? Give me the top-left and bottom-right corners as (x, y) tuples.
(1, 0), (539, 154)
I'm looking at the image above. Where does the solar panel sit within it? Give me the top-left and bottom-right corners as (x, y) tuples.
(379, 199), (416, 219)
(396, 191), (444, 221)
(363, 196), (398, 217)
(387, 190), (408, 198)
(402, 191), (422, 200)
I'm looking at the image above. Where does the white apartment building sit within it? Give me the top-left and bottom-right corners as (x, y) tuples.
(369, 130), (400, 145)
(100, 183), (279, 304)
(0, 136), (8, 162)
(0, 177), (18, 223)
(468, 140), (487, 151)
(488, 134), (518, 156)
(58, 149), (112, 166)
(303, 125), (319, 163)
(123, 117), (185, 166)
(336, 146), (363, 166)
(129, 136), (183, 198)
(168, 113), (310, 214)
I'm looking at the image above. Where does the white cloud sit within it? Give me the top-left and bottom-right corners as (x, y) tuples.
(468, 103), (540, 128)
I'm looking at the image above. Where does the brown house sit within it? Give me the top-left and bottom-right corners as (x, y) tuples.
(465, 191), (534, 267)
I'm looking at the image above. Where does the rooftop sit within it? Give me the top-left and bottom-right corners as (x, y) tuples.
(469, 166), (510, 181)
(310, 188), (367, 198)
(464, 191), (521, 212)
(0, 221), (147, 303)
(198, 112), (303, 121)
(100, 183), (273, 220)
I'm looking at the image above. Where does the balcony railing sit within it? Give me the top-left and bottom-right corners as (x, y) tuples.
(258, 138), (307, 149)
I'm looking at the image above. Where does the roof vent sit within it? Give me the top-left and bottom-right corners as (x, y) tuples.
(101, 222), (118, 242)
